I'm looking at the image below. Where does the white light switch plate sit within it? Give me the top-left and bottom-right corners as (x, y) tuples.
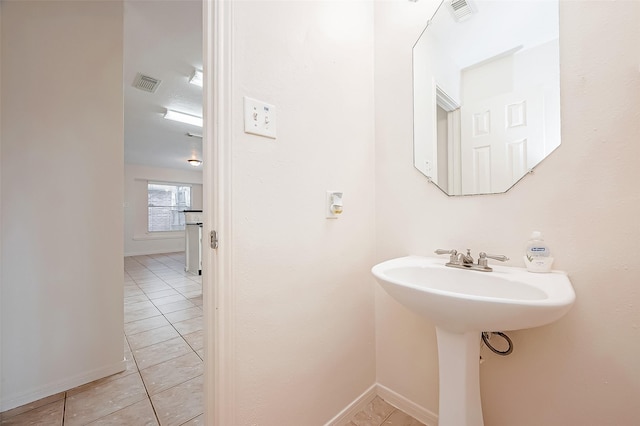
(244, 96), (276, 139)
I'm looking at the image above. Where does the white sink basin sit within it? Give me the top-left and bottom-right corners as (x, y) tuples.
(372, 255), (575, 333)
(372, 256), (576, 426)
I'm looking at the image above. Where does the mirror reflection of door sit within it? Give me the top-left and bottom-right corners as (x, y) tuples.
(459, 43), (559, 194)
(413, 0), (561, 196)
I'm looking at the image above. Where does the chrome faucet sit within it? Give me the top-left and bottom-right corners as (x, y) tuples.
(435, 249), (509, 272)
(459, 249), (474, 265)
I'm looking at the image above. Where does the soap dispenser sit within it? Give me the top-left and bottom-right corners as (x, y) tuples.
(523, 231), (554, 273)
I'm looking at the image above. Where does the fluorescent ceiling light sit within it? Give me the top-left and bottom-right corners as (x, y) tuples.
(189, 69), (203, 87)
(164, 109), (203, 127)
(188, 159), (203, 166)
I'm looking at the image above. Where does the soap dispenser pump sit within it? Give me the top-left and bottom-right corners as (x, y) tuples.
(523, 231), (553, 273)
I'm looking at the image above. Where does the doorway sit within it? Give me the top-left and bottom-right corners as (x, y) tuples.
(122, 0), (206, 423)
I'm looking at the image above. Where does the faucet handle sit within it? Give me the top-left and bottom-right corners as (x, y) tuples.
(434, 249), (457, 255)
(478, 252), (509, 267)
(435, 249), (458, 264)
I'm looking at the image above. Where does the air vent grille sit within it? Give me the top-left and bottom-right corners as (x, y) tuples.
(450, 0), (473, 22)
(132, 73), (161, 93)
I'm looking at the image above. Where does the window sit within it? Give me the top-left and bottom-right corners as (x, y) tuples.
(147, 182), (192, 232)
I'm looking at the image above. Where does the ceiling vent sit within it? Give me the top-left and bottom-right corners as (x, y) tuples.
(449, 0), (474, 22)
(132, 73), (161, 93)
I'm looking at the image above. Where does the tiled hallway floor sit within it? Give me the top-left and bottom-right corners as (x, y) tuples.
(2, 252), (426, 426)
(0, 252), (203, 426)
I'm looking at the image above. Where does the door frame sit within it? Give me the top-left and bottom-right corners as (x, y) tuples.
(203, 0), (235, 424)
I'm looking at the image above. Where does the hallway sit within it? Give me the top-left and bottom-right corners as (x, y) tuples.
(0, 253), (203, 425)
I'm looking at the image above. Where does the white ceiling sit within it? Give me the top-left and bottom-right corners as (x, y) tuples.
(123, 0), (203, 171)
(427, 0), (559, 70)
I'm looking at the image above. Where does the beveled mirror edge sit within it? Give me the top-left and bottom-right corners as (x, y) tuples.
(416, 142), (563, 197)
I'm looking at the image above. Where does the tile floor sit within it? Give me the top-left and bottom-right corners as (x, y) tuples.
(0, 252), (203, 426)
(2, 252), (425, 426)
(342, 396), (425, 426)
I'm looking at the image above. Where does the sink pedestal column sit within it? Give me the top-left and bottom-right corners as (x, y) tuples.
(435, 328), (484, 426)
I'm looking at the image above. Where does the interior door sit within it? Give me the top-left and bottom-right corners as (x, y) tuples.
(461, 90), (545, 194)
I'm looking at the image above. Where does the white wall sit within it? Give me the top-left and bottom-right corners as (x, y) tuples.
(229, 1), (376, 424)
(375, 1), (640, 424)
(124, 164), (203, 256)
(0, 0), (4, 404)
(0, 1), (125, 410)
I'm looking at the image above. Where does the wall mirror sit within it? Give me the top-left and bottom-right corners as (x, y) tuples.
(413, 0), (560, 196)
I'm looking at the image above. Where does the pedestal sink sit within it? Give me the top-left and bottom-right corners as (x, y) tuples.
(371, 256), (575, 426)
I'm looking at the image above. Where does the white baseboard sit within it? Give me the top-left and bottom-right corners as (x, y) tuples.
(376, 383), (439, 426)
(124, 248), (185, 257)
(0, 359), (125, 412)
(324, 384), (378, 426)
(324, 383), (438, 426)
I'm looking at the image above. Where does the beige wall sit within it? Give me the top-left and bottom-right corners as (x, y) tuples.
(374, 0), (640, 424)
(229, 1), (376, 424)
(0, 0), (124, 410)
